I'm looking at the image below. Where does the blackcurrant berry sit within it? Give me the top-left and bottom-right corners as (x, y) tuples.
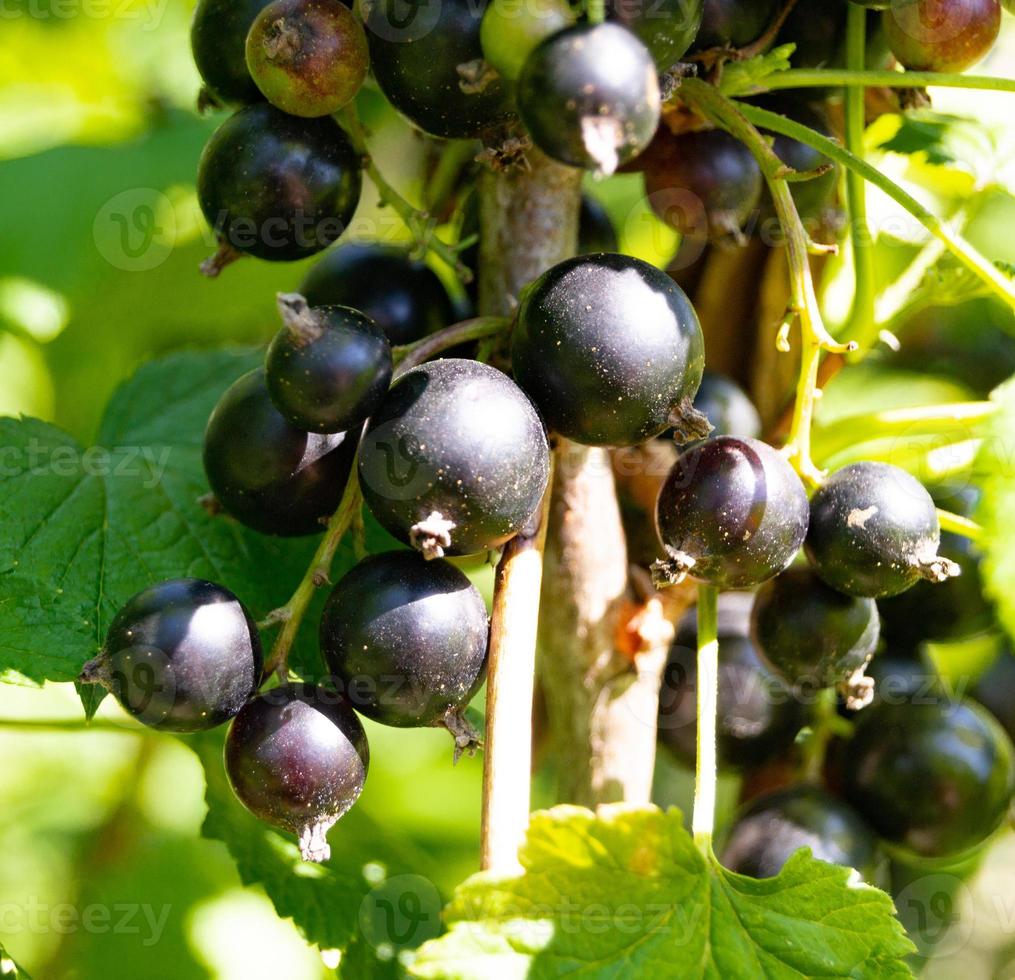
(974, 647), (1015, 743)
(197, 104), (361, 272)
(693, 0), (775, 50)
(883, 0), (1000, 73)
(642, 127), (763, 243)
(721, 785), (883, 883)
(265, 294), (392, 434)
(362, 0), (512, 139)
(839, 646), (945, 717)
(480, 0), (576, 80)
(659, 631), (804, 771)
(517, 23), (661, 175)
(805, 462), (959, 599)
(751, 567), (880, 698)
(80, 579), (262, 732)
(245, 0), (368, 117)
(203, 368), (358, 536)
(320, 551), (488, 752)
(840, 697), (1015, 859)
(300, 243), (457, 346)
(512, 253), (707, 447)
(225, 683), (368, 862)
(692, 370), (761, 440)
(576, 196), (620, 254)
(654, 436), (810, 590)
(358, 358), (550, 558)
(191, 0), (273, 107)
(605, 0), (704, 70)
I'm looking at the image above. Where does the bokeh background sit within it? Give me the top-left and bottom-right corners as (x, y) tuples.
(3, 1), (1015, 977)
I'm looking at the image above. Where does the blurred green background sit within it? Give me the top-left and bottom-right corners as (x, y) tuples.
(3, 2), (1015, 977)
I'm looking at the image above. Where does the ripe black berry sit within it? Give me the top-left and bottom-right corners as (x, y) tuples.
(693, 0), (775, 50)
(358, 359), (550, 558)
(80, 579), (262, 732)
(245, 0), (368, 117)
(883, 0), (1000, 73)
(606, 0), (703, 69)
(197, 104), (361, 272)
(692, 370), (761, 440)
(362, 0), (511, 139)
(658, 630), (804, 771)
(805, 462), (959, 599)
(225, 683), (368, 862)
(320, 551), (489, 753)
(512, 253), (707, 447)
(642, 128), (763, 243)
(517, 23), (661, 175)
(840, 698), (1015, 859)
(203, 368), (358, 536)
(654, 436), (809, 589)
(191, 0), (272, 107)
(300, 243), (457, 346)
(266, 294), (392, 434)
(721, 785), (883, 882)
(751, 567), (879, 699)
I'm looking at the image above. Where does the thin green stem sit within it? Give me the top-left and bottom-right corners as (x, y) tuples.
(391, 316), (510, 372)
(801, 688), (840, 783)
(693, 584), (719, 855)
(682, 78), (854, 483)
(759, 68), (1015, 93)
(339, 104), (473, 284)
(586, 0), (606, 25)
(938, 509), (983, 542)
(734, 102), (1015, 312)
(844, 5), (876, 349)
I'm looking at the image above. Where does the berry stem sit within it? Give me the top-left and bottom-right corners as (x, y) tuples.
(801, 687), (846, 783)
(734, 101), (1015, 312)
(749, 68), (1015, 95)
(262, 468), (363, 679)
(481, 455), (555, 873)
(692, 583), (718, 854)
(843, 5), (876, 351)
(391, 316), (510, 373)
(585, 0), (605, 25)
(681, 77), (852, 484)
(338, 104), (474, 284)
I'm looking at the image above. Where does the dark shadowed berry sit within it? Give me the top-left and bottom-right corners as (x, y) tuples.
(659, 630), (804, 771)
(363, 0), (512, 139)
(203, 369), (358, 536)
(225, 683), (368, 861)
(692, 370), (761, 439)
(80, 579), (262, 732)
(752, 567), (879, 699)
(265, 293), (392, 434)
(512, 253), (707, 447)
(974, 647), (1015, 743)
(721, 784), (884, 882)
(246, 0), (368, 117)
(805, 462), (959, 599)
(654, 436), (810, 589)
(576, 196), (620, 254)
(517, 23), (661, 175)
(643, 127), (763, 243)
(358, 359), (550, 558)
(191, 0), (273, 107)
(883, 0), (1000, 73)
(197, 104), (361, 272)
(321, 550), (489, 753)
(693, 0), (775, 49)
(840, 697), (1014, 859)
(300, 243), (457, 346)
(606, 0), (704, 69)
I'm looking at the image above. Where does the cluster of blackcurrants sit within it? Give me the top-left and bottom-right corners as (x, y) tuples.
(655, 380), (1015, 882)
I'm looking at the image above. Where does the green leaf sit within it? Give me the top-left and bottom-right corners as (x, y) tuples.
(876, 111), (998, 188)
(409, 805), (914, 980)
(718, 44), (796, 98)
(0, 348), (332, 695)
(975, 377), (1015, 643)
(195, 733), (443, 976)
(0, 942), (31, 979)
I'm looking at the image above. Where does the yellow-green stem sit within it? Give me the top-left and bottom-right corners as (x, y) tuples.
(693, 584), (719, 854)
(938, 509), (983, 542)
